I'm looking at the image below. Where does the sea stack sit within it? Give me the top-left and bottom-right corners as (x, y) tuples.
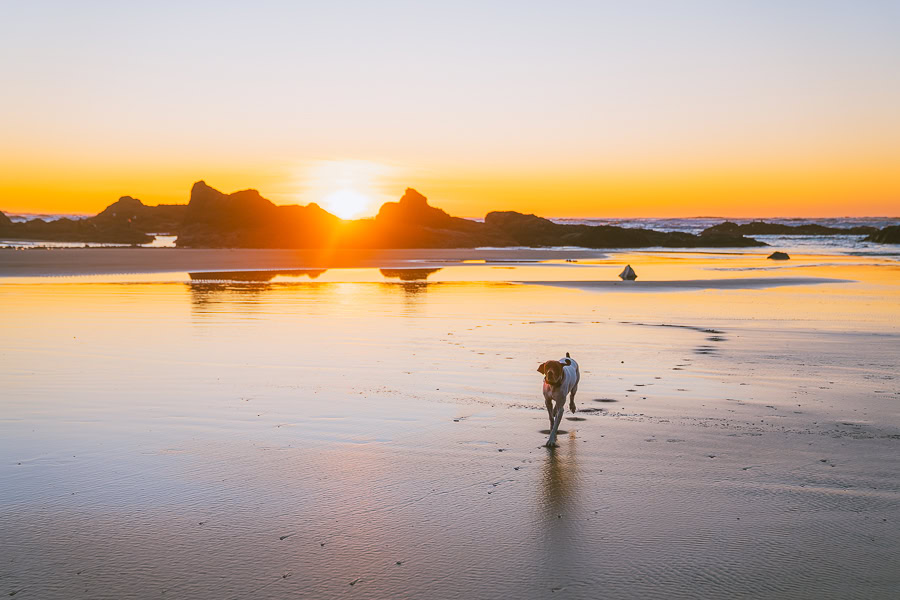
(767, 251), (790, 260)
(619, 265), (637, 280)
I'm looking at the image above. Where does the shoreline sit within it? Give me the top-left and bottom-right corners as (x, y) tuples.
(0, 247), (613, 277)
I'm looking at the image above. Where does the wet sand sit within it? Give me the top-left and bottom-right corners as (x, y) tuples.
(0, 247), (612, 277)
(528, 276), (851, 290)
(1, 252), (898, 599)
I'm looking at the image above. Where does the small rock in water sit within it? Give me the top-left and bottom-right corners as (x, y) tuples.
(349, 578), (361, 586)
(619, 264), (637, 280)
(767, 251), (790, 260)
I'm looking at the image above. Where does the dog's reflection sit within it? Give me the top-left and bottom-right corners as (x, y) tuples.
(539, 430), (579, 516)
(537, 430), (582, 581)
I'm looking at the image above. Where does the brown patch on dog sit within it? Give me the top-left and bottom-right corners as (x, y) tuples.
(537, 360), (564, 386)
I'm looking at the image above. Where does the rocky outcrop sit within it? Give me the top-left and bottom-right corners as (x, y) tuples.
(4, 182), (769, 248)
(368, 188), (499, 248)
(177, 181), (341, 248)
(0, 196), (184, 244)
(865, 225), (900, 244)
(702, 221), (877, 236)
(483, 211), (765, 249)
(376, 188), (456, 229)
(768, 251), (790, 260)
(177, 183), (766, 249)
(483, 211), (558, 245)
(0, 214), (151, 244)
(93, 196), (186, 234)
(0, 210), (12, 232)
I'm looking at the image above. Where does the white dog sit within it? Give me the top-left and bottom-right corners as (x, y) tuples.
(536, 353), (580, 447)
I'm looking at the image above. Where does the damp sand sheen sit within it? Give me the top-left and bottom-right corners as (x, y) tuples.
(1, 248), (898, 599)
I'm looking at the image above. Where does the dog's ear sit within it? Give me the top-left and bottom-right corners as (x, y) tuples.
(537, 362), (547, 374)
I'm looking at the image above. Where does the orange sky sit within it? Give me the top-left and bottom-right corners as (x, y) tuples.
(1, 2), (898, 218)
(2, 157), (897, 219)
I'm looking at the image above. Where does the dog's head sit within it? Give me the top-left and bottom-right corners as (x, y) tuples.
(537, 360), (564, 386)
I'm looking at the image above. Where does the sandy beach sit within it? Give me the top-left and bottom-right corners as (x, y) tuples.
(0, 247), (614, 277)
(1, 248), (898, 599)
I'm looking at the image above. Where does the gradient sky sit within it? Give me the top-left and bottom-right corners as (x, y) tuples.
(1, 1), (898, 217)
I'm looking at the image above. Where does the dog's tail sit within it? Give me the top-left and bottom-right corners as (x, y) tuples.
(566, 352), (570, 358)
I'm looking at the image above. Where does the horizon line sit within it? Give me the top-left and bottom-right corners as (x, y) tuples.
(3, 208), (898, 221)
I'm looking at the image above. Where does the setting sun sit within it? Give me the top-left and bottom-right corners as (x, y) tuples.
(294, 159), (396, 220)
(321, 188), (371, 219)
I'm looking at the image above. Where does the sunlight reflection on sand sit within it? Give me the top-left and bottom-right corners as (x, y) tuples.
(1, 253), (898, 599)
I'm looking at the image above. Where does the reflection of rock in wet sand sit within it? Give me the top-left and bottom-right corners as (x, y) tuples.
(188, 282), (271, 309)
(378, 268), (442, 281)
(380, 268), (443, 300)
(188, 269), (327, 282)
(187, 270), (328, 310)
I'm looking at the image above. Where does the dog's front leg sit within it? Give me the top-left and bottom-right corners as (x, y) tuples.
(545, 399), (566, 447)
(545, 396), (554, 426)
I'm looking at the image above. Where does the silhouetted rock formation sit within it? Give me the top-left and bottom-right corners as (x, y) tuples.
(0, 213), (151, 244)
(865, 225), (900, 244)
(0, 196), (185, 244)
(178, 181), (341, 248)
(768, 251), (790, 260)
(702, 221), (877, 236)
(484, 211), (764, 248)
(4, 182), (772, 248)
(93, 196), (186, 234)
(377, 188), (453, 229)
(368, 188), (498, 248)
(619, 265), (637, 280)
(178, 183), (766, 249)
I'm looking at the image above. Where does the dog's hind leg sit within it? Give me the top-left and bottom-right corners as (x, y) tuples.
(569, 385), (578, 414)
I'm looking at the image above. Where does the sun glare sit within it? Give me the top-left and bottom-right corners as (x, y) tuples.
(321, 188), (370, 220)
(296, 159), (398, 220)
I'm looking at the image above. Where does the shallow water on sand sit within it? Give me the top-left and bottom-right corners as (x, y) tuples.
(1, 255), (899, 599)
